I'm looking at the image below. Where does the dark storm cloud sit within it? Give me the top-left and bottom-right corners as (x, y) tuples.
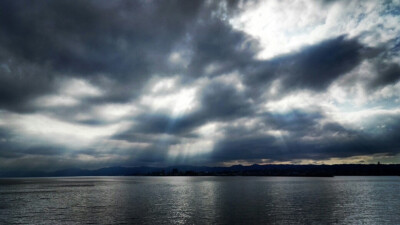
(0, 0), (203, 75)
(199, 81), (253, 118)
(0, 0), (257, 113)
(279, 36), (368, 90)
(0, 0), (399, 171)
(363, 37), (400, 90)
(210, 111), (400, 163)
(1, 0), (373, 114)
(187, 19), (258, 78)
(368, 62), (400, 88)
(246, 35), (378, 93)
(209, 110), (324, 161)
(0, 0), (262, 170)
(211, 135), (279, 161)
(263, 110), (323, 134)
(0, 127), (66, 159)
(0, 56), (54, 112)
(0, 0), (207, 112)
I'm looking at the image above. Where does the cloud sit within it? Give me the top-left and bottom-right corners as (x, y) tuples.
(0, 55), (55, 112)
(0, 0), (399, 171)
(0, 0), (207, 114)
(368, 62), (400, 89)
(231, 0), (400, 59)
(187, 18), (259, 78)
(246, 35), (379, 93)
(0, 0), (203, 75)
(210, 110), (400, 163)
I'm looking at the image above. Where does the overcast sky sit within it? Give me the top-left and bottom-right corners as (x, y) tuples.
(0, 0), (399, 171)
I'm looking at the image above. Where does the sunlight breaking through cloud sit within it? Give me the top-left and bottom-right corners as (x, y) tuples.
(0, 0), (399, 170)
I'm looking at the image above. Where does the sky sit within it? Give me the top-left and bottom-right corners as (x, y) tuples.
(0, 0), (399, 171)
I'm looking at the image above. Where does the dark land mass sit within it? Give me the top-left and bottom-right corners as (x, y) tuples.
(1, 163), (400, 177)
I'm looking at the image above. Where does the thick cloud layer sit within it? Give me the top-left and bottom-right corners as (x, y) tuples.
(0, 0), (399, 171)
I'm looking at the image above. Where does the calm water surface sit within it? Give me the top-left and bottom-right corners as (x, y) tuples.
(0, 176), (399, 224)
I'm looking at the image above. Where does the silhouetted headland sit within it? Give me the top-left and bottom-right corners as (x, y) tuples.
(1, 163), (400, 177)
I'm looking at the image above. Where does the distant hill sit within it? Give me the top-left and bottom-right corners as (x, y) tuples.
(1, 164), (400, 177)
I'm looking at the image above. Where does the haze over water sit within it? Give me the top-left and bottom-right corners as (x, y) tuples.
(1, 176), (399, 224)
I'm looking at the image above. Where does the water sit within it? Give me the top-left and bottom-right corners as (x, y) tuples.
(0, 176), (399, 224)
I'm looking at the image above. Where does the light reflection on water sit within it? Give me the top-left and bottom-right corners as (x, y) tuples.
(0, 176), (399, 224)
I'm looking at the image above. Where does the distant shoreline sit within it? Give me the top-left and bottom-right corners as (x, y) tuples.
(1, 164), (399, 178)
